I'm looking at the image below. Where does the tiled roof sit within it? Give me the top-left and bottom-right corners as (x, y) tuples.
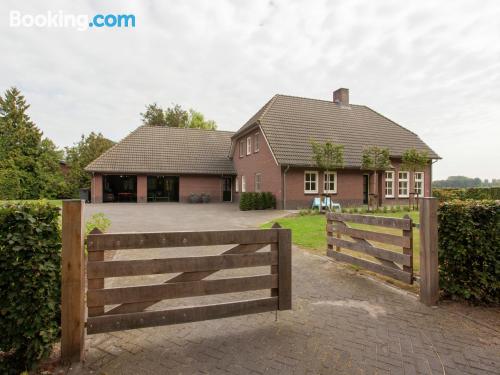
(85, 126), (236, 175)
(234, 94), (440, 167)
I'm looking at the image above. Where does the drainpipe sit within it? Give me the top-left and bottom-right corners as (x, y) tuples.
(430, 159), (438, 197)
(283, 165), (290, 210)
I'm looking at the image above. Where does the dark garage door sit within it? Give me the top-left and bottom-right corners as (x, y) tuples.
(103, 175), (137, 202)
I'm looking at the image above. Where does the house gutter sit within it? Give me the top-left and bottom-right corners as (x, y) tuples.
(283, 165), (290, 210)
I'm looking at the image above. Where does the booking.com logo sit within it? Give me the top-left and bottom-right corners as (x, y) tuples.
(9, 10), (136, 31)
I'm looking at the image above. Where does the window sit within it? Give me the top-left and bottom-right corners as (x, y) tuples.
(385, 171), (394, 198)
(323, 172), (337, 194)
(235, 177), (239, 193)
(304, 171), (318, 193)
(239, 140), (244, 157)
(255, 173), (262, 192)
(246, 137), (252, 155)
(241, 176), (246, 192)
(254, 133), (260, 152)
(414, 172), (424, 196)
(398, 171), (409, 197)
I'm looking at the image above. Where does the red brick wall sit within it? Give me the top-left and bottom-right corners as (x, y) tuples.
(179, 175), (224, 203)
(232, 126), (282, 206)
(284, 168), (365, 209)
(137, 175), (147, 203)
(90, 174), (103, 203)
(282, 159), (433, 209)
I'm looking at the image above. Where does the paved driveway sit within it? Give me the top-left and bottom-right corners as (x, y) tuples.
(72, 203), (500, 375)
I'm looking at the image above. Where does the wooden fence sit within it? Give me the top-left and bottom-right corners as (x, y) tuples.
(326, 212), (414, 284)
(61, 200), (292, 363)
(326, 197), (440, 307)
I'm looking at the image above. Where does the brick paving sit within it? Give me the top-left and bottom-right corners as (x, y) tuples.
(69, 204), (500, 375)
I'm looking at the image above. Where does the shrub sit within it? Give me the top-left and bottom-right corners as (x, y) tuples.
(0, 201), (61, 374)
(239, 192), (276, 211)
(85, 212), (111, 235)
(438, 200), (500, 304)
(433, 187), (500, 202)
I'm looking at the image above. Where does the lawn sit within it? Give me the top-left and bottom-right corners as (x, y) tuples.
(262, 210), (422, 273)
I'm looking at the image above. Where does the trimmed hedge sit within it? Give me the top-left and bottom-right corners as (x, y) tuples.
(239, 192), (276, 211)
(0, 201), (61, 373)
(438, 200), (500, 304)
(433, 187), (500, 202)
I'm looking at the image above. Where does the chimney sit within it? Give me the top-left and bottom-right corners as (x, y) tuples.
(333, 88), (349, 106)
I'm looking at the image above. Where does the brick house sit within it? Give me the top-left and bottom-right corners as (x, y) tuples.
(86, 88), (439, 208)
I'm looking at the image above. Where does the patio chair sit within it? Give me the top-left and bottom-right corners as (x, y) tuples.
(311, 197), (322, 210)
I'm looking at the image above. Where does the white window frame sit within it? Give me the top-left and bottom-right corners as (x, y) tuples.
(255, 173), (262, 192)
(254, 133), (260, 152)
(414, 172), (424, 196)
(304, 171), (318, 194)
(384, 171), (394, 198)
(323, 172), (337, 194)
(235, 176), (239, 193)
(239, 139), (244, 157)
(398, 171), (409, 198)
(246, 137), (252, 155)
(241, 176), (246, 192)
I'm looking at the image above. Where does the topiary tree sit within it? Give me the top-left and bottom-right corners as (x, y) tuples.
(311, 141), (344, 212)
(361, 146), (390, 210)
(402, 148), (429, 209)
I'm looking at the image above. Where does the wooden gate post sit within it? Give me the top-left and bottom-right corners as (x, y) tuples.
(419, 197), (439, 306)
(61, 200), (86, 362)
(277, 228), (292, 310)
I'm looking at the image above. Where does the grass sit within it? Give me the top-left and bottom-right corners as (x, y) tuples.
(262, 209), (421, 273)
(0, 199), (62, 208)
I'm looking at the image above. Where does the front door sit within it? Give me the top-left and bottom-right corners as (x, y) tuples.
(363, 174), (369, 204)
(223, 177), (232, 202)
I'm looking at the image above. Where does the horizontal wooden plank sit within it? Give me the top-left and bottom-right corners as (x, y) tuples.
(104, 243), (268, 316)
(327, 250), (412, 283)
(327, 213), (411, 230)
(87, 297), (278, 334)
(87, 274), (278, 307)
(88, 252), (278, 279)
(327, 237), (411, 266)
(327, 224), (409, 247)
(87, 229), (278, 251)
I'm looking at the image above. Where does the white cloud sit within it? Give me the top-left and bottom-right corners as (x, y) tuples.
(1, 0), (499, 179)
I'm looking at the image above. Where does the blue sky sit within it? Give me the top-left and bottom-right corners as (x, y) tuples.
(1, 0), (499, 180)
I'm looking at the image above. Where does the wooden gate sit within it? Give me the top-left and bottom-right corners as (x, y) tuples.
(60, 200), (291, 362)
(326, 212), (414, 284)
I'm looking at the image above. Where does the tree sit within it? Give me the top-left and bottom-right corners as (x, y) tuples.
(311, 141), (344, 211)
(0, 87), (65, 199)
(65, 132), (115, 197)
(141, 103), (217, 130)
(401, 148), (429, 209)
(361, 146), (391, 210)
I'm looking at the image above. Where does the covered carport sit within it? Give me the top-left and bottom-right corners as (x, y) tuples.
(102, 175), (137, 202)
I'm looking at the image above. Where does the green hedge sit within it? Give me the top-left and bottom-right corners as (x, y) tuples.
(438, 200), (500, 304)
(433, 187), (500, 202)
(240, 192), (276, 211)
(0, 201), (61, 373)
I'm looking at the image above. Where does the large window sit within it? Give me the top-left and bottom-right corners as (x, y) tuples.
(254, 133), (260, 152)
(239, 140), (244, 157)
(398, 171), (409, 197)
(246, 137), (252, 155)
(385, 171), (394, 198)
(304, 171), (318, 194)
(241, 176), (246, 192)
(414, 172), (424, 196)
(324, 172), (337, 194)
(255, 173), (262, 192)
